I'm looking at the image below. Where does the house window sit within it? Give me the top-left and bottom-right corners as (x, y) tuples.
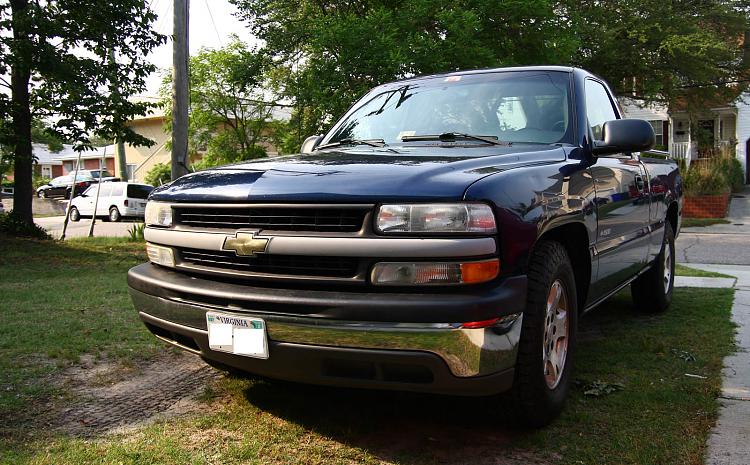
(126, 164), (136, 182)
(649, 120), (664, 147)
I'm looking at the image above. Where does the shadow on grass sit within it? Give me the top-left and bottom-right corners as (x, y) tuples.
(242, 379), (529, 464)
(236, 288), (734, 465)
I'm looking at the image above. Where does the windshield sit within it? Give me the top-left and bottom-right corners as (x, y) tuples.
(323, 71), (573, 146)
(127, 184), (153, 199)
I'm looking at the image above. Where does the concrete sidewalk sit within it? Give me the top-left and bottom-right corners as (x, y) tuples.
(686, 263), (750, 465)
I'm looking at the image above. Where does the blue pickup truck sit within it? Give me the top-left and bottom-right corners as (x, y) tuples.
(128, 66), (681, 426)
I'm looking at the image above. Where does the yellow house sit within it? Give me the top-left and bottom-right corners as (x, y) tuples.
(117, 97), (288, 183)
(115, 98), (172, 183)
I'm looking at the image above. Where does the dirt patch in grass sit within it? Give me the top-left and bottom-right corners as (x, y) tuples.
(2, 351), (223, 440)
(53, 351), (222, 437)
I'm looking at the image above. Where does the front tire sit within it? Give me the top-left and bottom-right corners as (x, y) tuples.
(39, 190), (47, 199)
(631, 222), (675, 313)
(510, 240), (578, 427)
(109, 207), (121, 222)
(69, 207), (80, 222)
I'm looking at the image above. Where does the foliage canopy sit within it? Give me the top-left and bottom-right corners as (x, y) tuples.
(231, 0), (750, 142)
(162, 38), (283, 170)
(0, 0), (165, 224)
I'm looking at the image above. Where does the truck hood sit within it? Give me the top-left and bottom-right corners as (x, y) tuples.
(149, 145), (567, 203)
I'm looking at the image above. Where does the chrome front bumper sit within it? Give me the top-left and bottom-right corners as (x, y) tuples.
(130, 288), (522, 378)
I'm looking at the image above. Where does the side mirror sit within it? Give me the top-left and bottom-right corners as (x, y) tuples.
(300, 135), (323, 154)
(592, 119), (655, 156)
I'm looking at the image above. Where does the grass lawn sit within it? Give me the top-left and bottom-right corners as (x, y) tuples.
(0, 235), (736, 465)
(675, 264), (735, 279)
(681, 218), (731, 228)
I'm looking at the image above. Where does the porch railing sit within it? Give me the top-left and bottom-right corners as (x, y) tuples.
(670, 142), (692, 169)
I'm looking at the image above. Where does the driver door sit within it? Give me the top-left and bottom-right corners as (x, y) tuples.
(585, 79), (651, 300)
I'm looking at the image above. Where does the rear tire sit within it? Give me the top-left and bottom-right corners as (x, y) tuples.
(109, 207), (121, 222)
(510, 240), (578, 428)
(631, 222), (675, 313)
(69, 207), (80, 222)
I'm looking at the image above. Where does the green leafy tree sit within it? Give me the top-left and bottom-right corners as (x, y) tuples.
(163, 38), (280, 169)
(0, 1), (165, 226)
(233, 0), (750, 146)
(563, 0), (750, 105)
(231, 0), (577, 144)
(144, 162), (172, 187)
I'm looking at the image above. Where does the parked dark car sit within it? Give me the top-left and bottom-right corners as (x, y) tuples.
(128, 66), (681, 426)
(36, 174), (95, 199)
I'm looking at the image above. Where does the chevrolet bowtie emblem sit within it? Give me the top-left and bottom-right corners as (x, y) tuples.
(222, 231), (271, 257)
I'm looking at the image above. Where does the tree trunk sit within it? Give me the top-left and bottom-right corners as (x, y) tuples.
(10, 0), (33, 226)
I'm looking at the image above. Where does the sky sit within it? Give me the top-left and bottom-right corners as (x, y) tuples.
(144, 0), (258, 95)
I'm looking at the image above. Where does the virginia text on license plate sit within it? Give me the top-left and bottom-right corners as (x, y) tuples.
(206, 311), (268, 359)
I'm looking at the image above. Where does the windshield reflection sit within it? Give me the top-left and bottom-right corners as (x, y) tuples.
(324, 71), (573, 147)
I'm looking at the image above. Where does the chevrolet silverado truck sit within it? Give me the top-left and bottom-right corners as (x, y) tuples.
(128, 66), (681, 426)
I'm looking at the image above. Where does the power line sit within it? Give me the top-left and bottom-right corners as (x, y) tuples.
(204, 0), (223, 47)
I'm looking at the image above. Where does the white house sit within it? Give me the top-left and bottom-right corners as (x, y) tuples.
(621, 93), (748, 183)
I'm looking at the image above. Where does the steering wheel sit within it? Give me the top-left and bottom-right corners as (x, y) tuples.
(552, 120), (566, 132)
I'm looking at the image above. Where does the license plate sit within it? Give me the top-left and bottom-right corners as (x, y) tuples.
(139, 202), (147, 208)
(206, 312), (268, 359)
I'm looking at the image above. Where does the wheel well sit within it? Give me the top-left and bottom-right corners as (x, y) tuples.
(535, 222), (591, 312)
(666, 202), (678, 235)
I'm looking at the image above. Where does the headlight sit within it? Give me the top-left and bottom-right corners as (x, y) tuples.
(146, 243), (175, 267)
(145, 202), (172, 227)
(371, 259), (500, 286)
(375, 203), (496, 234)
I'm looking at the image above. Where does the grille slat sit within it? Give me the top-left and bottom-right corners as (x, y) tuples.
(179, 248), (359, 278)
(174, 206), (368, 232)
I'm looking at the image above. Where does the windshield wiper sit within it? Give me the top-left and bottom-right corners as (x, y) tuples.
(401, 132), (508, 146)
(316, 138), (386, 150)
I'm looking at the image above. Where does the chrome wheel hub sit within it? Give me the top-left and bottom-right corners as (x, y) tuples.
(543, 279), (569, 389)
(663, 243), (672, 294)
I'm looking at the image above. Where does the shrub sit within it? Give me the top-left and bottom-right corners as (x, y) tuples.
(32, 175), (51, 190)
(718, 156), (744, 193)
(144, 163), (172, 187)
(683, 157), (731, 196)
(0, 211), (50, 239)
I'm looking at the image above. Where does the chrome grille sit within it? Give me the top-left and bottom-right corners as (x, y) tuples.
(178, 248), (359, 278)
(173, 206), (369, 232)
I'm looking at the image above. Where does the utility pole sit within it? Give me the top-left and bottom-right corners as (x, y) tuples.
(109, 48), (129, 182)
(171, 0), (190, 181)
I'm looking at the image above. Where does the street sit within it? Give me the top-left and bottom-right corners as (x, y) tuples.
(34, 215), (137, 239)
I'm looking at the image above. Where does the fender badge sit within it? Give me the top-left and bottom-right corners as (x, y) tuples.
(222, 231), (271, 257)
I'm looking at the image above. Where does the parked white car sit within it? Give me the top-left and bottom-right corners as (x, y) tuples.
(68, 182), (153, 222)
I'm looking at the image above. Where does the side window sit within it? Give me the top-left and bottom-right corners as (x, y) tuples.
(110, 184), (124, 197)
(585, 80), (618, 140)
(84, 186), (98, 197)
(99, 183), (113, 197)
